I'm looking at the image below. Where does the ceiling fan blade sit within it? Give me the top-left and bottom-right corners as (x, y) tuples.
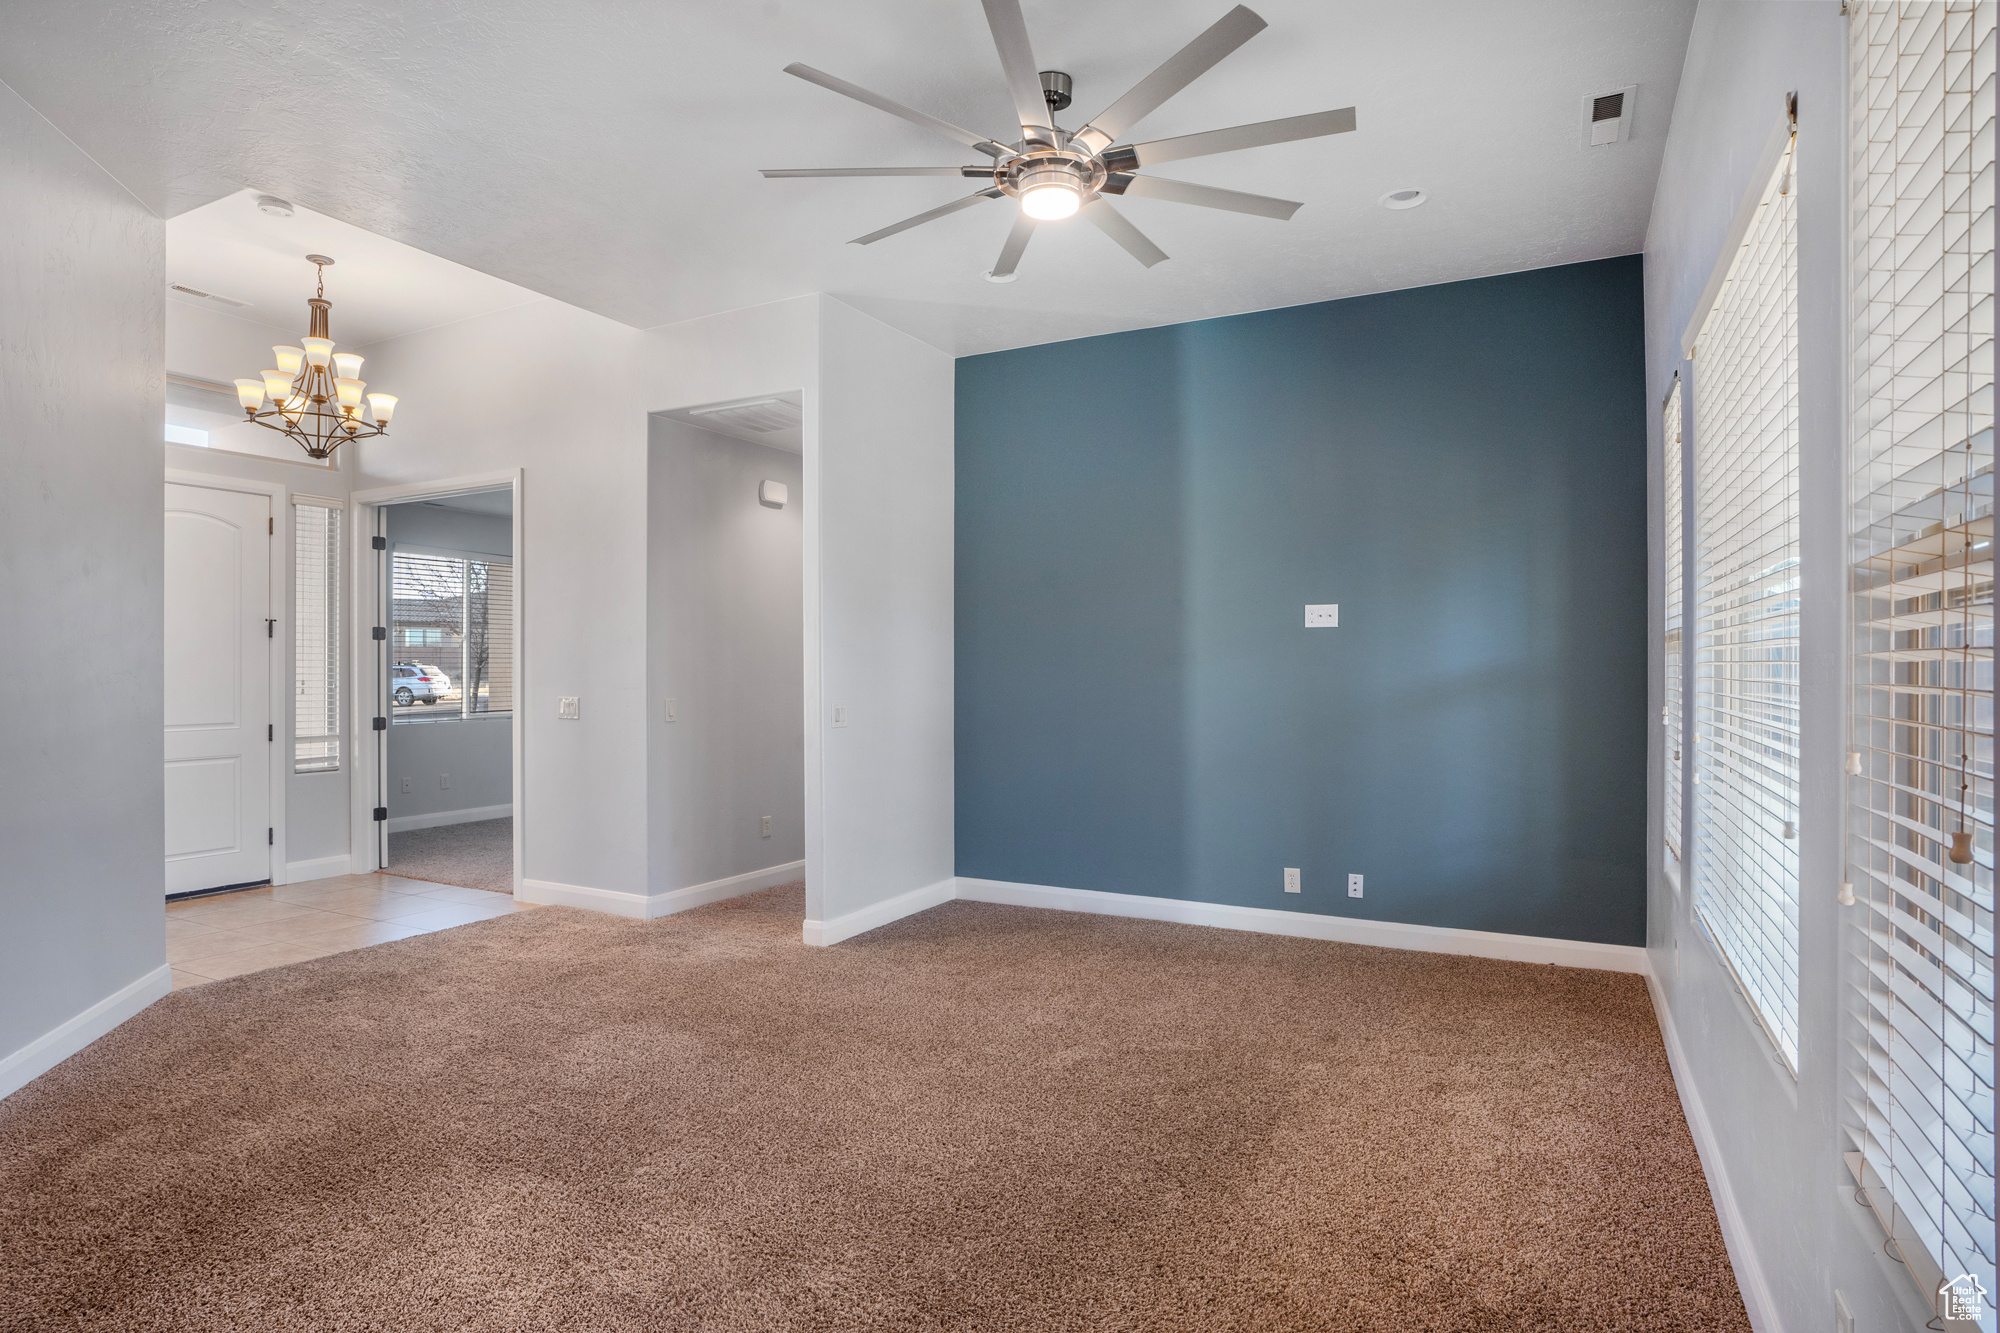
(1072, 5), (1267, 154)
(762, 167), (983, 178)
(850, 189), (1005, 246)
(784, 64), (1013, 158)
(1081, 198), (1168, 268)
(1102, 173), (1300, 220)
(990, 212), (1035, 278)
(1104, 107), (1356, 170)
(979, 0), (1054, 141)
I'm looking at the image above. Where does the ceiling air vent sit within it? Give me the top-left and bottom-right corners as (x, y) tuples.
(168, 283), (252, 310)
(1584, 85), (1637, 147)
(689, 398), (802, 434)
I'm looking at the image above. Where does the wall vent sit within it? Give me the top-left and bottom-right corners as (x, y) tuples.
(690, 398), (802, 434)
(168, 282), (253, 309)
(1584, 84), (1637, 147)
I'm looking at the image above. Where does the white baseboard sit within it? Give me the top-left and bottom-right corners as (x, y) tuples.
(517, 877), (648, 918)
(386, 803), (512, 834)
(649, 860), (804, 919)
(285, 853), (353, 885)
(954, 878), (1651, 974)
(804, 877), (957, 947)
(1646, 973), (1783, 1333)
(0, 964), (173, 1102)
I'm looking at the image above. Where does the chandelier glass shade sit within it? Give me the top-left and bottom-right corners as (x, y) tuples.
(231, 256), (397, 460)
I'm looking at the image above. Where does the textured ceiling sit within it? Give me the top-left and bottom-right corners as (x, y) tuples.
(1, 0), (1696, 355)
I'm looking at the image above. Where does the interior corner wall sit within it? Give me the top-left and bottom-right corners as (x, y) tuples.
(1643, 6), (1927, 1333)
(957, 257), (1649, 947)
(646, 420), (804, 894)
(813, 298), (955, 925)
(0, 76), (167, 1067)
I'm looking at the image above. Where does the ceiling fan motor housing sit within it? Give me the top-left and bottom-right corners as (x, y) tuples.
(1039, 70), (1072, 112)
(1001, 150), (1103, 202)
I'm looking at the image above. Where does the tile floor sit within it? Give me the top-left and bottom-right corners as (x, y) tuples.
(166, 874), (529, 990)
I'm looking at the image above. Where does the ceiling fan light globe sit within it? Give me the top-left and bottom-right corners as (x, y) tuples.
(1021, 184), (1080, 221)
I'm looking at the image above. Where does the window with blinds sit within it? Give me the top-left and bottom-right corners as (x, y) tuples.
(1666, 375), (1686, 863)
(294, 502), (341, 773)
(391, 550), (513, 722)
(1691, 127), (1803, 1069)
(1846, 3), (1996, 1320)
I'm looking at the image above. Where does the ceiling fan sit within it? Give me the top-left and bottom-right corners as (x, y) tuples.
(761, 0), (1356, 279)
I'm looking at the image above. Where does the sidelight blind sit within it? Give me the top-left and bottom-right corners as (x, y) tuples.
(1846, 2), (1996, 1320)
(294, 502), (341, 773)
(1666, 375), (1686, 862)
(1691, 126), (1803, 1069)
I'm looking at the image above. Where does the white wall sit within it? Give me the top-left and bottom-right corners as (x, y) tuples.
(811, 299), (955, 928)
(0, 75), (168, 1092)
(648, 420), (804, 894)
(354, 291), (953, 930)
(1644, 6), (1926, 1332)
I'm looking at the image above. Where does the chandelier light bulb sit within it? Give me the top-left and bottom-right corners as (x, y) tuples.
(333, 377), (366, 410)
(260, 370), (294, 403)
(1020, 183), (1080, 221)
(366, 393), (397, 424)
(333, 352), (364, 380)
(233, 379), (265, 412)
(301, 337), (334, 368)
(273, 345), (305, 374)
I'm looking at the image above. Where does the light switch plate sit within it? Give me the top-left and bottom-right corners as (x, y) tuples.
(1283, 867), (1301, 894)
(831, 704), (848, 728)
(558, 696), (580, 720)
(663, 697), (677, 723)
(441, 773), (451, 790)
(1305, 604), (1339, 628)
(761, 815), (773, 838)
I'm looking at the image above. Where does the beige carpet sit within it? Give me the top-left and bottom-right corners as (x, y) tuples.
(0, 885), (1747, 1332)
(386, 815), (512, 895)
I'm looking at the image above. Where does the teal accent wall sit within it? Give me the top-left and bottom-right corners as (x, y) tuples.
(955, 256), (1648, 946)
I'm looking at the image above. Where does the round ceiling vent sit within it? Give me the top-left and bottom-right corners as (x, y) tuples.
(256, 194), (295, 217)
(982, 269), (1020, 284)
(1378, 188), (1427, 210)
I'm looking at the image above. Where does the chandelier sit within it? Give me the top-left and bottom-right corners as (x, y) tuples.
(230, 255), (397, 460)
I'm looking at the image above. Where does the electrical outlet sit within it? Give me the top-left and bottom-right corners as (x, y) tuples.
(558, 696), (580, 720)
(400, 777), (411, 794)
(441, 773), (451, 790)
(1283, 867), (1301, 894)
(1305, 604), (1340, 628)
(761, 814), (773, 838)
(663, 697), (677, 723)
(1348, 873), (1364, 898)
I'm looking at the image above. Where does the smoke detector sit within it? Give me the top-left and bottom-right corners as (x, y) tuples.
(256, 194), (295, 217)
(1378, 188), (1426, 210)
(1584, 85), (1637, 147)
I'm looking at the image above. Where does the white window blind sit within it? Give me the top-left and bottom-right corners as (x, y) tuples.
(391, 550), (513, 722)
(1691, 127), (1803, 1069)
(1666, 374), (1686, 862)
(1847, 3), (1996, 1320)
(294, 502), (341, 773)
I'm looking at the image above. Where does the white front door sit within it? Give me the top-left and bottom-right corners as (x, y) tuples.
(165, 483), (272, 894)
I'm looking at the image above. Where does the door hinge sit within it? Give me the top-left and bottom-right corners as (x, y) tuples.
(372, 535), (387, 550)
(266, 618), (276, 638)
(373, 716), (387, 731)
(373, 807), (389, 822)
(372, 626), (387, 641)
(268, 723), (274, 742)
(267, 827), (274, 845)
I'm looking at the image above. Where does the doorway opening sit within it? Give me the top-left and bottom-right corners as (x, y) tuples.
(648, 396), (806, 913)
(377, 487), (516, 896)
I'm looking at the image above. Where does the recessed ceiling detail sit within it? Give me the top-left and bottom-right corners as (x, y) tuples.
(761, 1), (1357, 280)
